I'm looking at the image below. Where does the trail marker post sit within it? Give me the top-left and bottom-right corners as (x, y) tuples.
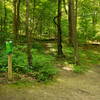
(6, 41), (13, 81)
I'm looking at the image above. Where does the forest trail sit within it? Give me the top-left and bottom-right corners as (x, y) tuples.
(0, 65), (100, 100)
(0, 42), (100, 100)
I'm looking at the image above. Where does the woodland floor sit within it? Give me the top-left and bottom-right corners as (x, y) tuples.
(0, 65), (100, 100)
(0, 42), (100, 100)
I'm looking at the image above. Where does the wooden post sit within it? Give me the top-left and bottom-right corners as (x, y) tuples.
(8, 54), (13, 80)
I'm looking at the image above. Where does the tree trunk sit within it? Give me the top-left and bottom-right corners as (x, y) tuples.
(92, 13), (97, 36)
(68, 0), (79, 64)
(73, 0), (79, 65)
(4, 0), (7, 32)
(16, 0), (20, 38)
(0, 17), (3, 31)
(13, 0), (20, 43)
(13, 0), (17, 41)
(68, 0), (74, 46)
(57, 0), (64, 57)
(26, 0), (32, 67)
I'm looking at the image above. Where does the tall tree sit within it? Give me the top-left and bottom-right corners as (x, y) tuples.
(57, 0), (64, 57)
(74, 0), (79, 64)
(68, 0), (74, 46)
(26, 0), (32, 67)
(13, 0), (20, 42)
(92, 0), (97, 35)
(68, 0), (79, 64)
(3, 0), (7, 32)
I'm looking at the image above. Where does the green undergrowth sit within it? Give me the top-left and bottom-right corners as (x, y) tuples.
(73, 65), (89, 73)
(0, 41), (100, 83)
(62, 43), (100, 73)
(0, 43), (59, 82)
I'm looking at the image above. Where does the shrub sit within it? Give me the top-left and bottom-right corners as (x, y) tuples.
(31, 51), (58, 81)
(32, 42), (44, 52)
(73, 65), (88, 73)
(0, 45), (29, 73)
(0, 46), (58, 81)
(0, 50), (8, 72)
(13, 48), (29, 74)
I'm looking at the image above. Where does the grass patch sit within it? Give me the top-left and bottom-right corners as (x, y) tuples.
(73, 65), (89, 73)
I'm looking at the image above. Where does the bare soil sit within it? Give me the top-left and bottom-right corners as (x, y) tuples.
(0, 65), (100, 100)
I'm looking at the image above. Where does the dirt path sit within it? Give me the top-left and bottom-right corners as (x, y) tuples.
(0, 42), (100, 100)
(0, 65), (100, 100)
